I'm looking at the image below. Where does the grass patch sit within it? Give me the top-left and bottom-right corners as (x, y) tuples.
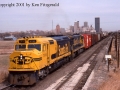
(0, 70), (8, 83)
(0, 55), (10, 83)
(98, 38), (120, 90)
(0, 41), (15, 49)
(0, 41), (14, 83)
(99, 71), (120, 90)
(0, 55), (9, 66)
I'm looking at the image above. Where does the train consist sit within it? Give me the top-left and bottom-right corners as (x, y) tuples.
(8, 33), (107, 85)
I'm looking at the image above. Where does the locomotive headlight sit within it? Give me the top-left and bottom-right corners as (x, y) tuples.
(20, 54), (23, 60)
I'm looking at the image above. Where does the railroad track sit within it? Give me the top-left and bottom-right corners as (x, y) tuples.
(1, 37), (112, 90)
(45, 37), (112, 90)
(0, 85), (14, 90)
(0, 84), (31, 90)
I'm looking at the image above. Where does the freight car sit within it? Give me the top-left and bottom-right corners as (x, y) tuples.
(8, 33), (107, 85)
(82, 34), (91, 49)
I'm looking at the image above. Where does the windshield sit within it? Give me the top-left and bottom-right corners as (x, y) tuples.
(15, 45), (26, 50)
(28, 44), (41, 51)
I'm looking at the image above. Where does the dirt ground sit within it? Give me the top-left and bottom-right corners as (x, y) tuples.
(0, 41), (14, 83)
(98, 38), (120, 90)
(82, 37), (120, 90)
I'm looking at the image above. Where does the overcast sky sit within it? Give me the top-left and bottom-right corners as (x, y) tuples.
(0, 0), (120, 32)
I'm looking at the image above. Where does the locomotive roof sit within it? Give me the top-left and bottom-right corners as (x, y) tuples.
(48, 35), (70, 41)
(73, 34), (81, 37)
(15, 36), (56, 44)
(68, 34), (81, 39)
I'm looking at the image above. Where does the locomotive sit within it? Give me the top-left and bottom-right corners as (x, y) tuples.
(8, 34), (85, 85)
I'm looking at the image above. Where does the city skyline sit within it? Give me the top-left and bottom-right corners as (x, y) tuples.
(0, 0), (120, 32)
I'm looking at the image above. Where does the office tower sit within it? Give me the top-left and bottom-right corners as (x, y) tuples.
(56, 24), (60, 34)
(70, 26), (74, 33)
(84, 22), (88, 27)
(77, 21), (79, 28)
(74, 22), (78, 33)
(74, 21), (80, 33)
(95, 17), (100, 33)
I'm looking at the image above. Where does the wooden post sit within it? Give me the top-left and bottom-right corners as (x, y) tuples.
(105, 55), (112, 72)
(108, 58), (111, 72)
(108, 59), (109, 72)
(117, 50), (119, 68)
(117, 32), (119, 68)
(118, 46), (119, 68)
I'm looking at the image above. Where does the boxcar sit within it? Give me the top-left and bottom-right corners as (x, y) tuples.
(82, 34), (91, 49)
(91, 34), (95, 45)
(95, 34), (98, 43)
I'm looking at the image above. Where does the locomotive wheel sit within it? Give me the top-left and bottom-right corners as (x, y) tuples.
(39, 70), (46, 80)
(69, 56), (73, 62)
(45, 67), (49, 76)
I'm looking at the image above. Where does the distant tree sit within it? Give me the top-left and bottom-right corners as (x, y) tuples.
(4, 32), (11, 36)
(19, 31), (26, 37)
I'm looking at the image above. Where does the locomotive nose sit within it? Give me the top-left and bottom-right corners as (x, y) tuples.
(9, 49), (42, 69)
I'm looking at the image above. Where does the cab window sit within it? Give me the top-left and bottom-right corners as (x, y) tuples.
(43, 44), (46, 51)
(15, 45), (26, 50)
(28, 44), (41, 51)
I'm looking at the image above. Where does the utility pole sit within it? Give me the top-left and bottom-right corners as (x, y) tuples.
(52, 20), (54, 35)
(52, 20), (53, 31)
(118, 32), (120, 68)
(118, 45), (119, 68)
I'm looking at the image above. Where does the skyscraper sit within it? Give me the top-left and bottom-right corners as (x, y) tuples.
(56, 24), (60, 34)
(77, 21), (79, 28)
(84, 22), (88, 27)
(74, 22), (78, 33)
(70, 25), (74, 33)
(74, 21), (80, 33)
(95, 17), (100, 33)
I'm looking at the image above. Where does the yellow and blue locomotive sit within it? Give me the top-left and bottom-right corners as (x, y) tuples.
(8, 35), (72, 85)
(8, 34), (84, 85)
(69, 34), (84, 58)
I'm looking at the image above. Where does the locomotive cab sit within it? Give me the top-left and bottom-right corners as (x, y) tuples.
(8, 36), (51, 85)
(9, 39), (43, 70)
